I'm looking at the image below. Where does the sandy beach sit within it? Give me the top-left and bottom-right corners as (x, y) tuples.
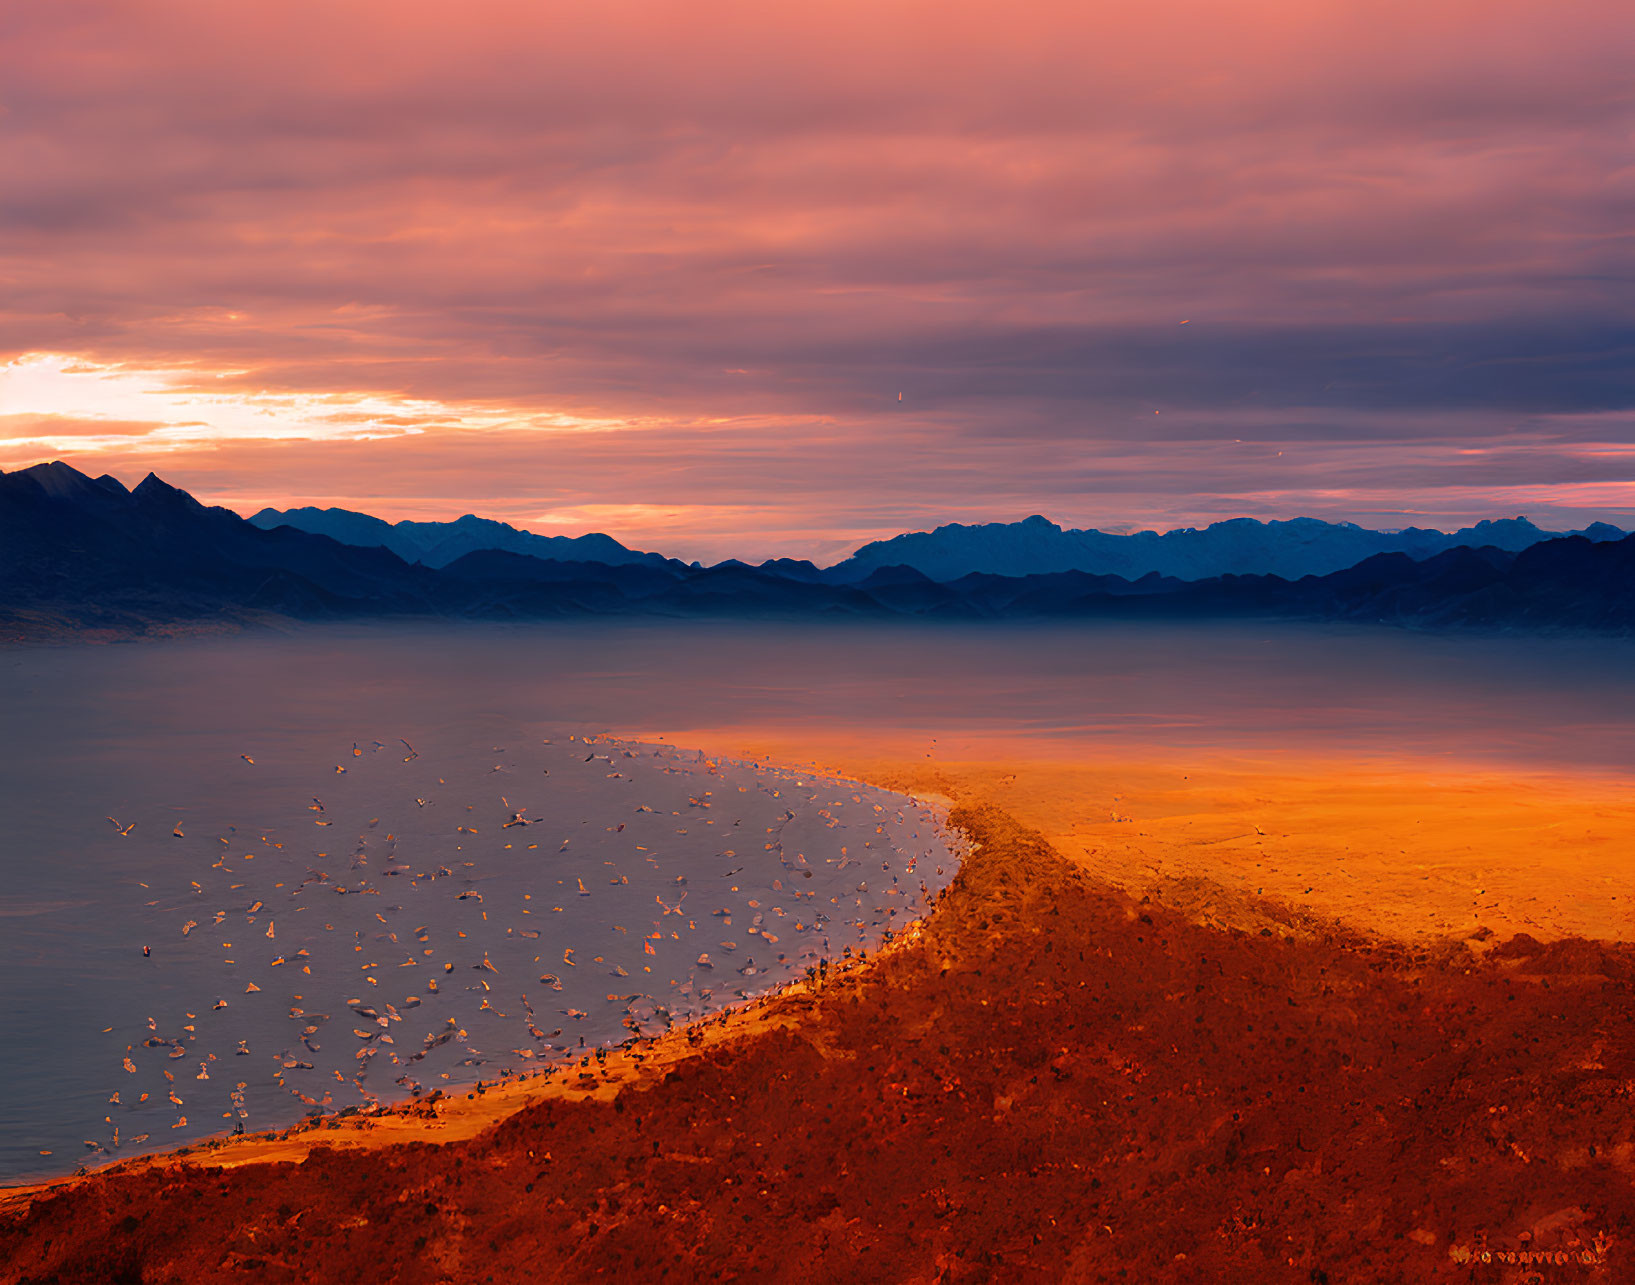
(4, 744), (1632, 1282)
(721, 737), (1635, 945)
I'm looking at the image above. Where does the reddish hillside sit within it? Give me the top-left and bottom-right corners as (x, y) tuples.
(3, 804), (1630, 1283)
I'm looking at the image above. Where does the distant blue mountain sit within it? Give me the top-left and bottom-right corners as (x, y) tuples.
(6, 462), (1635, 639)
(828, 514), (1628, 583)
(248, 506), (674, 571)
(248, 502), (1627, 585)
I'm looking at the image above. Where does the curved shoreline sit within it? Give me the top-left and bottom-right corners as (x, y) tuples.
(0, 942), (905, 1212)
(0, 738), (962, 1195)
(5, 755), (1635, 1282)
(706, 737), (1635, 946)
(0, 751), (964, 1204)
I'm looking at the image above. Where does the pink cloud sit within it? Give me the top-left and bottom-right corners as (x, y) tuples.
(2, 0), (1632, 552)
(12, 408), (1629, 563)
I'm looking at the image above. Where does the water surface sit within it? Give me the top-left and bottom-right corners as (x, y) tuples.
(4, 618), (1633, 1181)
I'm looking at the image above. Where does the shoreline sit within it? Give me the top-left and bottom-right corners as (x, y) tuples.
(700, 734), (1635, 946)
(0, 944), (905, 1211)
(5, 748), (1634, 1281)
(7, 742), (1632, 1200)
(0, 753), (962, 1205)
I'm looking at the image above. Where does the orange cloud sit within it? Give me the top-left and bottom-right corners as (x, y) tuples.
(1, 0), (1631, 553)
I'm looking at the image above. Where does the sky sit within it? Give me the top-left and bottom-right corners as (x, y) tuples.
(2, 0), (1632, 563)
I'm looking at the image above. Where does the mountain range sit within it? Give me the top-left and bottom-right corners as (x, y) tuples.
(251, 503), (1626, 583)
(833, 513), (1628, 582)
(4, 461), (1634, 637)
(248, 505), (674, 570)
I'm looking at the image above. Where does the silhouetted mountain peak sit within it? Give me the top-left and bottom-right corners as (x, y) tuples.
(859, 564), (938, 588)
(132, 472), (203, 508)
(755, 557), (825, 582)
(17, 460), (126, 504)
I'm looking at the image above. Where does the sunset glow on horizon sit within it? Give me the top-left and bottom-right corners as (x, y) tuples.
(3, 0), (1633, 561)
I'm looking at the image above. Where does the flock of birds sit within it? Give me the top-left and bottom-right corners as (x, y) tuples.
(83, 733), (960, 1163)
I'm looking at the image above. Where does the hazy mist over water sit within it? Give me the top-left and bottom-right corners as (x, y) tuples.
(3, 618), (1634, 1182)
(9, 619), (1635, 773)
